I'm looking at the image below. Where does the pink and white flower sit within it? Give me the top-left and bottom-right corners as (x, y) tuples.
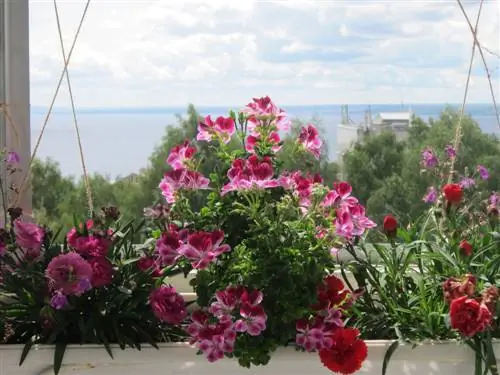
(243, 96), (291, 134)
(197, 115), (236, 144)
(234, 303), (267, 336)
(298, 124), (322, 159)
(166, 140), (196, 170)
(178, 230), (231, 269)
(296, 318), (333, 352)
(159, 169), (210, 203)
(245, 131), (281, 154)
(221, 156), (279, 195)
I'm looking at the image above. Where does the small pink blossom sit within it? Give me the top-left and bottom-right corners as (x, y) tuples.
(209, 286), (244, 323)
(296, 317), (333, 352)
(197, 115), (236, 144)
(421, 147), (438, 168)
(298, 124), (322, 159)
(166, 140), (196, 170)
(445, 145), (456, 158)
(159, 169), (210, 203)
(423, 186), (438, 203)
(6, 151), (20, 164)
(234, 303), (267, 336)
(477, 165), (489, 180)
(45, 252), (93, 296)
(14, 219), (44, 250)
(322, 182), (358, 209)
(149, 285), (187, 324)
(245, 131), (281, 154)
(156, 230), (183, 266)
(221, 156), (279, 195)
(243, 96), (291, 134)
(178, 230), (231, 269)
(88, 257), (114, 287)
(50, 290), (68, 310)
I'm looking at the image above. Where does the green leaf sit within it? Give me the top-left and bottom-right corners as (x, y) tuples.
(53, 342), (67, 375)
(19, 338), (34, 366)
(382, 340), (399, 375)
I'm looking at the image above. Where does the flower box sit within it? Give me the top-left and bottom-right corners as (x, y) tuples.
(2, 341), (497, 375)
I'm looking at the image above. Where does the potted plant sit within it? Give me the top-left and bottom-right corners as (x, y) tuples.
(344, 145), (500, 374)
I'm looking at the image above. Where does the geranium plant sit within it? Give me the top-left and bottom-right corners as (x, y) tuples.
(142, 96), (376, 373)
(0, 151), (185, 374)
(344, 144), (500, 374)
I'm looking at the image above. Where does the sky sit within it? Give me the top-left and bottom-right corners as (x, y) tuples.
(29, 0), (500, 108)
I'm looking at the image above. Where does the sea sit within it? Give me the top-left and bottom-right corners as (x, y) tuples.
(30, 103), (500, 179)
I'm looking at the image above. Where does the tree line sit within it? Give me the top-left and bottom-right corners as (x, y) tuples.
(31, 105), (500, 232)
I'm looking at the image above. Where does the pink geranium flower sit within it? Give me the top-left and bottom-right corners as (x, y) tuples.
(243, 96), (291, 134)
(296, 317), (333, 352)
(245, 131), (281, 154)
(155, 230), (183, 266)
(14, 219), (44, 250)
(209, 286), (245, 323)
(166, 140), (196, 170)
(178, 230), (231, 269)
(149, 285), (187, 324)
(234, 303), (267, 336)
(197, 115), (236, 144)
(221, 156), (279, 195)
(159, 169), (210, 203)
(45, 252), (93, 296)
(298, 124), (322, 159)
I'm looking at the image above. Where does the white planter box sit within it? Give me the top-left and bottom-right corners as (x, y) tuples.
(1, 341), (497, 375)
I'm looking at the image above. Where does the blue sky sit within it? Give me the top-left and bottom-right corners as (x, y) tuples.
(29, 0), (500, 107)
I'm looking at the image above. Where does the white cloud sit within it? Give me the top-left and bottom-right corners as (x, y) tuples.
(28, 0), (500, 107)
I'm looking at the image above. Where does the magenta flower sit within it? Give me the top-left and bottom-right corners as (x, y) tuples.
(137, 256), (163, 278)
(88, 257), (114, 288)
(156, 230), (183, 266)
(209, 286), (243, 323)
(159, 169), (210, 203)
(234, 303), (267, 336)
(296, 318), (333, 352)
(14, 219), (44, 250)
(460, 177), (475, 189)
(245, 131), (281, 154)
(149, 285), (187, 324)
(45, 252), (93, 296)
(6, 151), (20, 164)
(187, 310), (236, 362)
(50, 290), (68, 310)
(198, 327), (236, 362)
(349, 204), (377, 236)
(178, 230), (231, 269)
(221, 156), (279, 195)
(422, 186), (438, 203)
(298, 124), (323, 159)
(445, 145), (456, 158)
(421, 148), (438, 168)
(490, 192), (498, 206)
(166, 140), (196, 170)
(322, 181), (359, 209)
(243, 96), (291, 134)
(197, 115), (236, 144)
(477, 165), (489, 180)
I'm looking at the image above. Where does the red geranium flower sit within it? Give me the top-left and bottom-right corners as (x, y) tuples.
(319, 327), (368, 374)
(442, 183), (463, 205)
(450, 295), (492, 337)
(459, 240), (473, 256)
(312, 275), (351, 311)
(382, 215), (398, 238)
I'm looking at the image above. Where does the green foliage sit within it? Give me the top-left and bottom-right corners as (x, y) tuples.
(343, 109), (500, 224)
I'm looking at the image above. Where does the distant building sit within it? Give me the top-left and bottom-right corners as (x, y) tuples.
(370, 111), (413, 141)
(336, 106), (413, 179)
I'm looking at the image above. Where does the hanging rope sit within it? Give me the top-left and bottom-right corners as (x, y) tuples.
(15, 0), (92, 210)
(0, 103), (21, 150)
(447, 0), (484, 184)
(53, 0), (93, 217)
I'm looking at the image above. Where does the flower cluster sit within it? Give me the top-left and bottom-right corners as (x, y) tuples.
(44, 219), (116, 309)
(296, 275), (367, 374)
(443, 275), (497, 337)
(148, 97), (374, 373)
(187, 286), (267, 362)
